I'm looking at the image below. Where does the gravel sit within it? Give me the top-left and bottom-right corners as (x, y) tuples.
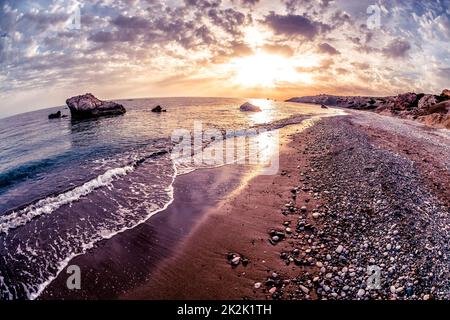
(260, 115), (449, 300)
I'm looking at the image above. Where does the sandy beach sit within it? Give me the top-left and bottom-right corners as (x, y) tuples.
(4, 104), (446, 303)
(38, 107), (449, 300)
(124, 110), (449, 300)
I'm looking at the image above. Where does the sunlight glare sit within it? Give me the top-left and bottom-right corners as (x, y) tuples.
(230, 53), (311, 88)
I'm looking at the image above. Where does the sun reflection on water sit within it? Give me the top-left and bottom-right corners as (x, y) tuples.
(248, 98), (276, 125)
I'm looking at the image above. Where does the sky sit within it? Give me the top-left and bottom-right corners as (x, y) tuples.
(0, 0), (449, 117)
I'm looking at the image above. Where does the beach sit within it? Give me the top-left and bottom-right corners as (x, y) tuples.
(39, 108), (449, 300)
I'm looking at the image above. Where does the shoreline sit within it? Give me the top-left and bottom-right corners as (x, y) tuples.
(39, 163), (253, 299)
(124, 110), (449, 300)
(39, 115), (321, 300)
(122, 119), (323, 299)
(39, 108), (449, 300)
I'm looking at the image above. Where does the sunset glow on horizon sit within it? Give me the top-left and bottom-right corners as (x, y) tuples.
(1, 0), (449, 117)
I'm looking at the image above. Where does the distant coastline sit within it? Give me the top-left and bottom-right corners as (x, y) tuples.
(287, 89), (450, 129)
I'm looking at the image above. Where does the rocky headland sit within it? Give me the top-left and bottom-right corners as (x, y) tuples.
(287, 90), (450, 129)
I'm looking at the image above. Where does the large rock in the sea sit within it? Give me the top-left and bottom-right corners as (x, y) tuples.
(240, 102), (261, 112)
(66, 93), (126, 119)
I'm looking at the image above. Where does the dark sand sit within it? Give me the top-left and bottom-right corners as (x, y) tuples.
(40, 164), (252, 299)
(122, 122), (317, 299)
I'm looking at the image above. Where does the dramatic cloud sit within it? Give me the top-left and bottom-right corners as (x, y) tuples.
(0, 0), (448, 118)
(263, 12), (330, 40)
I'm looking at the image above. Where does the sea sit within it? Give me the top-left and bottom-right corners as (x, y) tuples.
(0, 97), (329, 299)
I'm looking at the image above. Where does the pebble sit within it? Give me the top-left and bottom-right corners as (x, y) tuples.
(272, 236), (280, 242)
(316, 261), (323, 267)
(299, 285), (309, 294)
(386, 244), (392, 251)
(300, 206), (307, 212)
(357, 289), (365, 297)
(231, 256), (241, 266)
(312, 212), (320, 219)
(335, 245), (344, 254)
(285, 227), (292, 234)
(254, 282), (262, 289)
(269, 287), (277, 294)
(423, 294), (430, 301)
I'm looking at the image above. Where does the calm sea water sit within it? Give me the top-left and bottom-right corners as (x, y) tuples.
(0, 97), (326, 299)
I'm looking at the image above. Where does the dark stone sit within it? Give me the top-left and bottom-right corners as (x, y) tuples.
(240, 102), (261, 112)
(151, 105), (167, 112)
(48, 111), (61, 119)
(66, 93), (126, 119)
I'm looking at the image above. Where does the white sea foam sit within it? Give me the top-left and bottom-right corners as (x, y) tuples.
(0, 165), (134, 234)
(27, 162), (177, 300)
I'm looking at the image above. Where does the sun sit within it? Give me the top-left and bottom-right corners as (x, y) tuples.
(229, 52), (308, 88)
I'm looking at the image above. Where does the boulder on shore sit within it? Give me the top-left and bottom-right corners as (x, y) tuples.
(66, 93), (126, 119)
(151, 105), (167, 112)
(48, 111), (61, 119)
(239, 102), (261, 112)
(441, 89), (450, 99)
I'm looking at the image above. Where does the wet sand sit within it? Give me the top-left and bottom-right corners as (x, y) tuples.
(40, 164), (252, 299)
(122, 122), (316, 299)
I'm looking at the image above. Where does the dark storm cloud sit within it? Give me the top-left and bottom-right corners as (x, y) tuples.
(382, 38), (411, 59)
(263, 12), (331, 40)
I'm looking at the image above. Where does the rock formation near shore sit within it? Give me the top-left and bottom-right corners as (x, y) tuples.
(287, 89), (450, 129)
(151, 105), (167, 112)
(240, 102), (261, 112)
(66, 93), (126, 119)
(48, 111), (61, 119)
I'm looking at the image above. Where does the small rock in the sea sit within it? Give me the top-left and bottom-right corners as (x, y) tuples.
(335, 245), (344, 254)
(240, 102), (262, 112)
(48, 111), (62, 119)
(254, 282), (262, 289)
